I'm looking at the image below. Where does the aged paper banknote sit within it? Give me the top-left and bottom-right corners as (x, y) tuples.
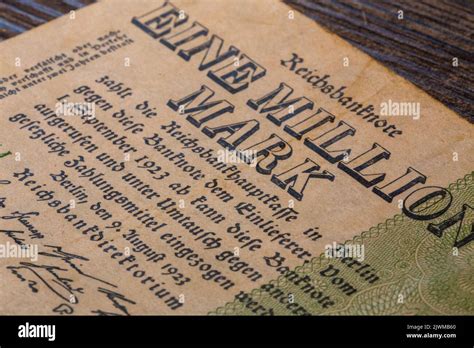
(0, 0), (472, 315)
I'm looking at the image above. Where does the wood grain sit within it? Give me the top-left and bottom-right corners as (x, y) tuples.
(284, 0), (474, 122)
(0, 0), (472, 122)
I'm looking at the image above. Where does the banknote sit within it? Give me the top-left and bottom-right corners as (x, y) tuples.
(0, 0), (472, 318)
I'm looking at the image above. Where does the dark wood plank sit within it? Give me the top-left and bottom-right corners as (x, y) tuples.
(284, 0), (474, 122)
(0, 0), (472, 122)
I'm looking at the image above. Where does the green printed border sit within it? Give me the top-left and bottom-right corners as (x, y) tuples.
(211, 172), (474, 315)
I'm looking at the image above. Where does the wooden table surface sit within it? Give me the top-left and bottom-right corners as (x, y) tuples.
(0, 0), (472, 123)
